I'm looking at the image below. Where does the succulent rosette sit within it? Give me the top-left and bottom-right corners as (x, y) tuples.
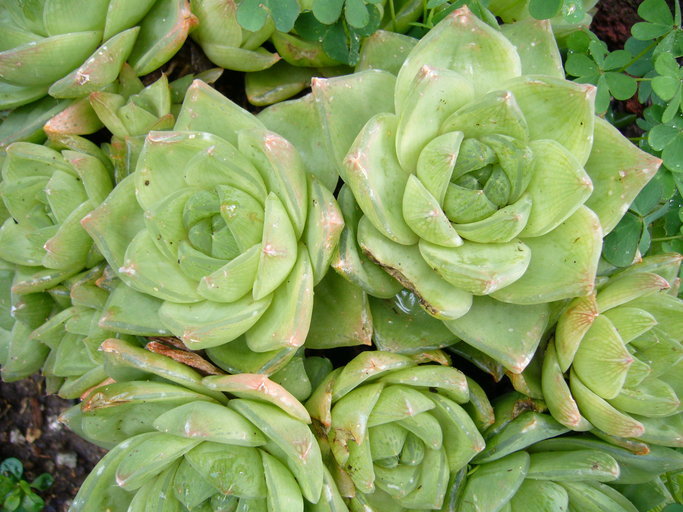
(529, 436), (683, 512)
(439, 392), (683, 511)
(66, 338), (332, 511)
(0, 0), (196, 110)
(541, 253), (683, 447)
(275, 6), (661, 373)
(22, 264), (115, 395)
(83, 79), (344, 371)
(0, 138), (114, 285)
(306, 350), (489, 510)
(457, 434), (678, 512)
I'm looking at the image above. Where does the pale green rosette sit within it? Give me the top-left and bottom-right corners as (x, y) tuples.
(271, 6), (660, 374)
(0, 261), (57, 382)
(82, 80), (344, 372)
(541, 253), (683, 448)
(66, 341), (331, 511)
(0, 138), (114, 283)
(0, 259), (169, 387)
(434, 392), (683, 511)
(306, 351), (488, 511)
(0, 0), (197, 149)
(0, 0), (197, 110)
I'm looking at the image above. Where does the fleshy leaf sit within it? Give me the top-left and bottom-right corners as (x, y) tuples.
(444, 296), (549, 373)
(492, 206), (602, 304)
(343, 112), (418, 245)
(159, 295), (272, 349)
(394, 7), (521, 111)
(246, 246), (313, 352)
(572, 315), (634, 400)
(499, 19), (564, 78)
(505, 76), (596, 166)
(396, 66), (474, 172)
(358, 217), (472, 321)
(312, 70), (396, 177)
(584, 117), (661, 235)
(542, 340), (593, 431)
(419, 238), (531, 295)
(520, 139), (593, 238)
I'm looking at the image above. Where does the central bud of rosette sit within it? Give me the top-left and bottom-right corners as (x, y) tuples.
(402, 89), (548, 293)
(83, 81), (343, 360)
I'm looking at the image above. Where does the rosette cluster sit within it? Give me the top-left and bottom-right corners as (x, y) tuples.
(0, 3), (680, 510)
(83, 80), (343, 367)
(306, 351), (487, 510)
(542, 253), (683, 446)
(0, 139), (115, 384)
(0, 75), (212, 386)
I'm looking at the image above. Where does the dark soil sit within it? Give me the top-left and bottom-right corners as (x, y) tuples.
(591, 0), (641, 50)
(0, 377), (106, 511)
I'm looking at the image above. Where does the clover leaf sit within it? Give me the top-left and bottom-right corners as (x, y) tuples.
(632, 0), (676, 40)
(648, 112), (683, 172)
(565, 35), (637, 112)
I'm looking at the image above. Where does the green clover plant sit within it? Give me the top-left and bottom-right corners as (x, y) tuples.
(0, 458), (52, 512)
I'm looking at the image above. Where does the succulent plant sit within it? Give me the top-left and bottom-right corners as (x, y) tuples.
(0, 265), (54, 383)
(456, 435), (673, 512)
(443, 392), (683, 511)
(526, 436), (683, 512)
(66, 340), (330, 511)
(89, 67), (222, 181)
(21, 264), (116, 395)
(1, 2), (682, 505)
(0, 138), (113, 279)
(542, 253), (683, 447)
(264, 6), (661, 374)
(189, 0), (346, 107)
(82, 79), (344, 372)
(0, 0), (196, 110)
(306, 350), (489, 510)
(30, 263), (179, 398)
(0, 74), (221, 386)
(0, 0), (198, 153)
(189, 0), (282, 73)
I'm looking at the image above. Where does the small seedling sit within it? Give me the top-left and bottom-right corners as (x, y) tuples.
(0, 458), (53, 512)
